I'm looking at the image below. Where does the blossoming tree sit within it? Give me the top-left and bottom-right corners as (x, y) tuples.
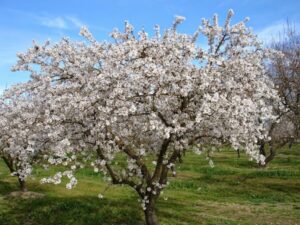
(10, 10), (281, 225)
(0, 81), (72, 191)
(0, 83), (45, 191)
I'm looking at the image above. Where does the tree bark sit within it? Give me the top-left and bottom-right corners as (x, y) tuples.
(18, 177), (27, 192)
(2, 157), (28, 192)
(258, 141), (266, 167)
(264, 142), (276, 165)
(144, 200), (159, 225)
(259, 141), (266, 156)
(288, 140), (293, 149)
(258, 141), (276, 167)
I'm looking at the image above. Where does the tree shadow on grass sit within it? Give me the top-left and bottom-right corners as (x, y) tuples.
(0, 178), (50, 196)
(0, 195), (144, 225)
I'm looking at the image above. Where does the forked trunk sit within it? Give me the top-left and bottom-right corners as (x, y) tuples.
(259, 141), (276, 167)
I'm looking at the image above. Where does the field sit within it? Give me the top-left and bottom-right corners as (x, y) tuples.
(0, 146), (300, 225)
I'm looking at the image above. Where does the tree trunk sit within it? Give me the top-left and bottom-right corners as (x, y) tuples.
(288, 140), (293, 149)
(144, 205), (159, 225)
(2, 157), (28, 191)
(259, 141), (266, 156)
(18, 177), (27, 192)
(264, 142), (276, 165)
(258, 141), (266, 167)
(237, 149), (240, 158)
(258, 141), (276, 167)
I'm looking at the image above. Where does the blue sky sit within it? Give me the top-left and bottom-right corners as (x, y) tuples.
(0, 0), (299, 92)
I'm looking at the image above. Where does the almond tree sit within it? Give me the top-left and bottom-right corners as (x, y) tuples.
(12, 10), (281, 225)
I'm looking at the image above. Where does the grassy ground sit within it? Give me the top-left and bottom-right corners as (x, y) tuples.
(0, 145), (299, 225)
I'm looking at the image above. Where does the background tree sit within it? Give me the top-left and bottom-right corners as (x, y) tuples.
(0, 81), (70, 191)
(259, 22), (300, 166)
(271, 22), (300, 142)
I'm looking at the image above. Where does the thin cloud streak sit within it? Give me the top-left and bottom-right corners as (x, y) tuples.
(39, 16), (68, 29)
(257, 20), (300, 44)
(65, 16), (84, 28)
(4, 8), (85, 30)
(36, 15), (86, 29)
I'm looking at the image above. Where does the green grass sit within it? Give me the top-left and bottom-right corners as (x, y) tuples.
(0, 145), (300, 225)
